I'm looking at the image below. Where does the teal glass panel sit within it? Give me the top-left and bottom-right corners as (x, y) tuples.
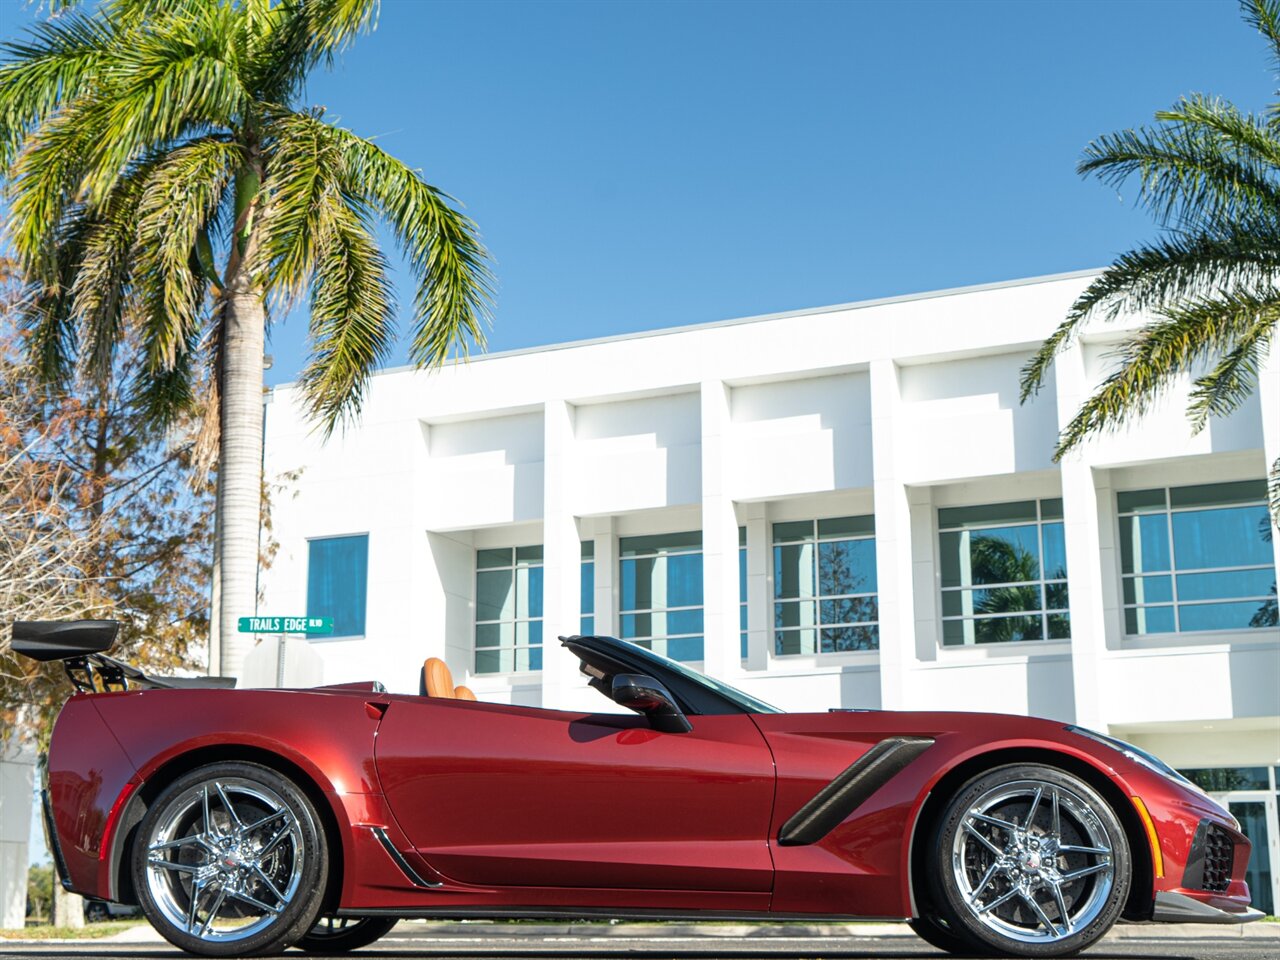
(526, 647), (543, 672)
(580, 616), (594, 636)
(1179, 600), (1276, 632)
(581, 541), (594, 559)
(817, 515), (874, 538)
(964, 526), (1042, 585)
(476, 548), (511, 569)
(475, 649), (502, 673)
(1178, 767), (1271, 791)
(772, 520), (813, 543)
(1118, 514), (1170, 575)
(515, 545), (543, 564)
(581, 561), (594, 616)
(1178, 569), (1275, 602)
(1169, 480), (1267, 509)
(1229, 801), (1273, 915)
(775, 600), (817, 629)
(943, 585), (1040, 616)
(620, 613), (650, 638)
(775, 628), (816, 656)
(666, 553), (703, 607)
(516, 566), (543, 618)
(1122, 575), (1173, 605)
(1117, 489), (1166, 514)
(1125, 605), (1176, 634)
(944, 615), (1043, 645)
(1041, 523), (1067, 579)
(475, 569), (514, 621)
(821, 596), (878, 625)
(1047, 613), (1070, 639)
(1040, 498), (1064, 521)
(819, 538), (877, 595)
(665, 608), (704, 635)
(773, 543), (815, 599)
(939, 501), (1037, 529)
(306, 534), (369, 638)
(619, 531), (701, 556)
(1044, 581), (1069, 611)
(739, 526), (747, 546)
(475, 622), (509, 648)
(665, 637), (704, 662)
(739, 547), (747, 601)
(821, 625), (878, 652)
(1172, 505), (1271, 570)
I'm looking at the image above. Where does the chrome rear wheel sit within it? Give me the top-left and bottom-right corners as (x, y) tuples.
(133, 762), (327, 957)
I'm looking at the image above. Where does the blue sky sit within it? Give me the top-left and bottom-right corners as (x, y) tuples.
(1, 0), (1270, 388)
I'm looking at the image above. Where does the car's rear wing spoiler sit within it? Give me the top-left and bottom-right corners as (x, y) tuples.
(11, 620), (236, 692)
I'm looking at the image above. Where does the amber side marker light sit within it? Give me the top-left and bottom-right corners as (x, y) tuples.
(1130, 795), (1165, 878)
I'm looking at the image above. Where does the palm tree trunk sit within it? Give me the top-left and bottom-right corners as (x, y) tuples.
(217, 276), (265, 678)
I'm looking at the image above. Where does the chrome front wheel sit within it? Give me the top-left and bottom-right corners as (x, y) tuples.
(928, 764), (1130, 957)
(133, 762), (328, 957)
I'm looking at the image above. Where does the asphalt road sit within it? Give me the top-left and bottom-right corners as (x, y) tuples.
(1, 926), (1277, 960)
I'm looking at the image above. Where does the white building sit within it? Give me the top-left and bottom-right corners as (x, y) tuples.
(257, 269), (1280, 913)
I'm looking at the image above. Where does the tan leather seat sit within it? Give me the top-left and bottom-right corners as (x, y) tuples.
(423, 658), (479, 701)
(423, 657), (455, 698)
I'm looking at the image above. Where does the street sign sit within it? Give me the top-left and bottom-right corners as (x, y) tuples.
(237, 616), (334, 635)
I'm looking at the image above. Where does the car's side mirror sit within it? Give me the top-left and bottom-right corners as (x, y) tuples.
(610, 674), (693, 733)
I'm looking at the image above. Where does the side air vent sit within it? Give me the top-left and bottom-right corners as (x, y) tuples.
(778, 736), (934, 846)
(1183, 820), (1235, 893)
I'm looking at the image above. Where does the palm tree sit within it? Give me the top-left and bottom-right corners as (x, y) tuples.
(1019, 0), (1280, 518)
(0, 0), (492, 676)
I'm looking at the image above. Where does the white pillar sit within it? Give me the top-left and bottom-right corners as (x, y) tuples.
(0, 740), (34, 930)
(591, 518), (617, 638)
(541, 400), (591, 710)
(1054, 342), (1110, 731)
(870, 359), (910, 710)
(701, 380), (742, 680)
(745, 502), (769, 671)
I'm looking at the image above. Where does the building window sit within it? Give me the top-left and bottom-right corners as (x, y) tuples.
(773, 516), (878, 655)
(620, 531), (703, 662)
(1119, 481), (1276, 635)
(474, 546), (543, 674)
(939, 499), (1067, 646)
(740, 527), (748, 659)
(581, 541), (594, 636)
(306, 534), (368, 638)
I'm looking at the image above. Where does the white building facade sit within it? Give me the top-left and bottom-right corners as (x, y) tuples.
(257, 270), (1280, 913)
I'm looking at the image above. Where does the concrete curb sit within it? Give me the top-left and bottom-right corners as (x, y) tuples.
(392, 920), (1280, 941)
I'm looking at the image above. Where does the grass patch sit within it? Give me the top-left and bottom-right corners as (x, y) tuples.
(0, 920), (143, 940)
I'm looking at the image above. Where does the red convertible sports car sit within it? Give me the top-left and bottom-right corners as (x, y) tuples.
(16, 620), (1261, 957)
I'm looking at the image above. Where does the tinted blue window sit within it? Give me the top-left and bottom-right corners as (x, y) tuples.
(307, 535), (368, 638)
(1172, 506), (1272, 569)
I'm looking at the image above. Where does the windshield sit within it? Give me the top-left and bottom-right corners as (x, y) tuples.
(618, 640), (784, 715)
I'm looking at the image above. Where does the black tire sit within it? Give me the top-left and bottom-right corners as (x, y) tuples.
(296, 916), (399, 953)
(909, 915), (981, 955)
(132, 761), (329, 957)
(84, 900), (109, 924)
(926, 764), (1130, 958)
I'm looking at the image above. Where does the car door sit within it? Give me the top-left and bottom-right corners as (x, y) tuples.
(375, 696), (776, 895)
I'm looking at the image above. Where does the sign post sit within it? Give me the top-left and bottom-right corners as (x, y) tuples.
(236, 617), (334, 687)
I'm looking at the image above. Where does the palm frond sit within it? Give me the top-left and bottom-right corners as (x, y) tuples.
(1079, 120), (1280, 232)
(1243, 0), (1280, 68)
(300, 194), (396, 434)
(250, 0), (379, 101)
(1020, 226), (1280, 400)
(132, 137), (241, 372)
(318, 120), (493, 366)
(0, 10), (117, 168)
(1054, 291), (1280, 456)
(1185, 298), (1279, 427)
(257, 109), (345, 309)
